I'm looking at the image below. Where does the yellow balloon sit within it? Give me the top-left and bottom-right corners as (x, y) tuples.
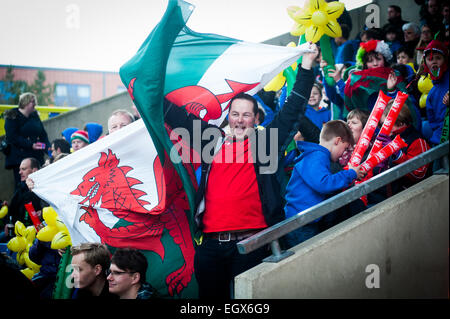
(36, 225), (59, 242)
(14, 221), (26, 237)
(264, 72), (286, 92)
(305, 25), (324, 43)
(16, 250), (26, 265)
(419, 93), (428, 108)
(0, 205), (8, 219)
(311, 10), (327, 26)
(325, 1), (345, 20)
(323, 19), (342, 38)
(51, 231), (72, 249)
(24, 252), (41, 272)
(24, 226), (37, 244)
(43, 206), (58, 226)
(287, 0), (344, 41)
(21, 268), (35, 280)
(7, 236), (27, 252)
(55, 216), (68, 231)
(417, 75), (433, 94)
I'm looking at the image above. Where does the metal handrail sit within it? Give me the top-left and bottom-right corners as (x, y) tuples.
(237, 141), (449, 262)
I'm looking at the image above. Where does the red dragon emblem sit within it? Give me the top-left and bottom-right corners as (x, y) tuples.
(165, 79), (259, 122)
(127, 76), (259, 122)
(70, 149), (194, 296)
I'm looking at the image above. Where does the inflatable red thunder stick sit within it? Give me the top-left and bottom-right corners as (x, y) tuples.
(360, 135), (408, 173)
(349, 90), (392, 167)
(24, 202), (43, 232)
(368, 91), (409, 158)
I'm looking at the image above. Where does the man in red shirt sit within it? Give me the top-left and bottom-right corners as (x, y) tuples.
(164, 43), (320, 298)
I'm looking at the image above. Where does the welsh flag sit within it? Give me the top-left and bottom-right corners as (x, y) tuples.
(30, 0), (309, 299)
(120, 0), (309, 215)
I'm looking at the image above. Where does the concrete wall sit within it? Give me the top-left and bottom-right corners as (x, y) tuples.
(0, 91), (133, 201)
(235, 174), (449, 298)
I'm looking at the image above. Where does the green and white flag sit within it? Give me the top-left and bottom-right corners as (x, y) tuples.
(120, 0), (311, 213)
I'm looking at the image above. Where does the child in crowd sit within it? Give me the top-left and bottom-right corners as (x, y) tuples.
(368, 99), (431, 205)
(385, 25), (402, 58)
(396, 46), (416, 71)
(284, 120), (365, 247)
(423, 40), (449, 146)
(304, 82), (331, 130)
(70, 130), (89, 152)
(338, 109), (371, 168)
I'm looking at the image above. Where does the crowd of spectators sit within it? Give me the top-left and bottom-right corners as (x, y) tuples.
(0, 1), (448, 300)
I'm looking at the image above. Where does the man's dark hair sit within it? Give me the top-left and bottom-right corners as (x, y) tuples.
(389, 5), (402, 14)
(111, 248), (148, 284)
(228, 92), (259, 115)
(52, 138), (71, 154)
(24, 157), (40, 170)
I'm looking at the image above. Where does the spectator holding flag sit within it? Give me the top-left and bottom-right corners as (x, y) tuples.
(164, 42), (320, 298)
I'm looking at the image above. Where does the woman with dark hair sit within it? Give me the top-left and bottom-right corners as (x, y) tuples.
(3, 92), (50, 188)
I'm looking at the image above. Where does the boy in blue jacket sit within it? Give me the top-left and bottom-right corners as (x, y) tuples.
(284, 120), (365, 247)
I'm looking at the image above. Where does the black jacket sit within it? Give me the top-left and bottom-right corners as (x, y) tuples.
(164, 66), (316, 233)
(8, 181), (45, 225)
(4, 108), (50, 168)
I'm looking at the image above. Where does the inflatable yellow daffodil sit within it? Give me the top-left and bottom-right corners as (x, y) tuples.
(35, 206), (72, 249)
(287, 0), (345, 43)
(7, 221), (39, 272)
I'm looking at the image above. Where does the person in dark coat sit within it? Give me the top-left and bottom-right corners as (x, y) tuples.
(4, 92), (50, 188)
(28, 239), (63, 299)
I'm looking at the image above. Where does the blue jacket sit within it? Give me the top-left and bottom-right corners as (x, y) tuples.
(284, 141), (357, 219)
(426, 70), (449, 145)
(335, 39), (360, 65)
(305, 105), (331, 129)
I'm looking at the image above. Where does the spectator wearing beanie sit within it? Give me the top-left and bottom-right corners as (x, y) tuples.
(71, 130), (89, 152)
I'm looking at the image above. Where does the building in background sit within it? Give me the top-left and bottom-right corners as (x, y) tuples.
(0, 64), (126, 107)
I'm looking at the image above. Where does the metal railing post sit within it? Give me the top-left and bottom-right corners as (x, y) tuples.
(263, 239), (294, 263)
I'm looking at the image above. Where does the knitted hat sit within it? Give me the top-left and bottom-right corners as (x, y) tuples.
(71, 130), (89, 144)
(423, 40), (448, 80)
(356, 40), (393, 66)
